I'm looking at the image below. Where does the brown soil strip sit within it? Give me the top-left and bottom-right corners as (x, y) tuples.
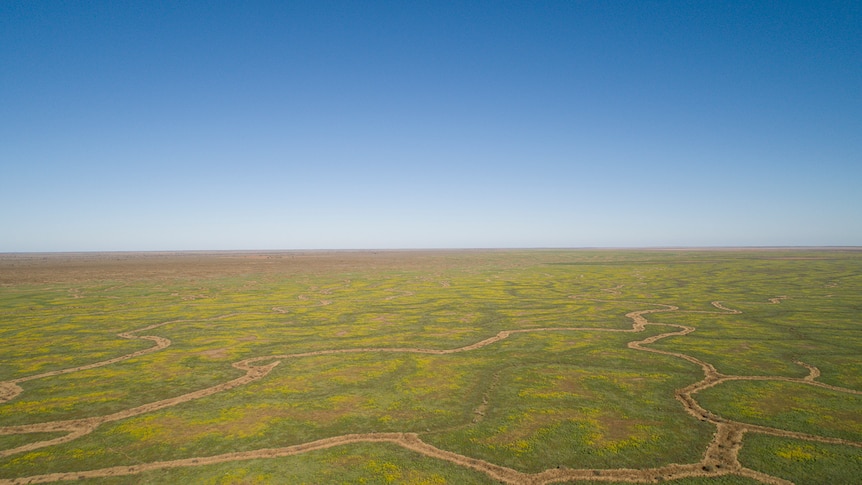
(710, 301), (742, 313)
(0, 432), (796, 485)
(0, 314), (241, 404)
(2, 297), (859, 484)
(794, 360), (820, 381)
(711, 374), (860, 396)
(0, 434), (524, 485)
(0, 360), (280, 458)
(473, 370), (501, 424)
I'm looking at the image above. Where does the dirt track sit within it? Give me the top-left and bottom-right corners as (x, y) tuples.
(0, 314), (242, 404)
(1, 296), (859, 484)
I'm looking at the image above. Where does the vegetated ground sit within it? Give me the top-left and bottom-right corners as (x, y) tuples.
(0, 249), (860, 485)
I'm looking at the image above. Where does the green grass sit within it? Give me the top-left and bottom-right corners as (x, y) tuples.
(738, 434), (862, 485)
(696, 380), (862, 441)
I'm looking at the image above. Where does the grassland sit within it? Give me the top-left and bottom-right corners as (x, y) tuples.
(0, 249), (859, 484)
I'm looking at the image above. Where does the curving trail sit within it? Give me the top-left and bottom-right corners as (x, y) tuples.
(795, 360), (820, 381)
(0, 313), (243, 404)
(1, 297), (859, 484)
(0, 359), (280, 458)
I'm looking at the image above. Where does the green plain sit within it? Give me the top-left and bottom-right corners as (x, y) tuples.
(0, 249), (859, 483)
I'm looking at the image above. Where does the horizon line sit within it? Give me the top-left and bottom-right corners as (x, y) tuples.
(3, 245), (862, 256)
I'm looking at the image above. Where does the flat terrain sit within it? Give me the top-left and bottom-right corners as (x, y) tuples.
(0, 249), (860, 484)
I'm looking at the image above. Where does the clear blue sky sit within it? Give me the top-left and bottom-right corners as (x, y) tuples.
(2, 1), (860, 251)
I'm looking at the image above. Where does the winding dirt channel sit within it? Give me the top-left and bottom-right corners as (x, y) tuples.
(1, 298), (859, 484)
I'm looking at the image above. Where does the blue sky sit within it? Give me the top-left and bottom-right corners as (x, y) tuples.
(2, 1), (860, 251)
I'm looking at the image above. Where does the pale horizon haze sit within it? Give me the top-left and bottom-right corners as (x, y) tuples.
(2, 1), (860, 251)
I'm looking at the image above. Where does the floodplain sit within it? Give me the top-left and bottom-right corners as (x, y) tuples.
(0, 249), (860, 484)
